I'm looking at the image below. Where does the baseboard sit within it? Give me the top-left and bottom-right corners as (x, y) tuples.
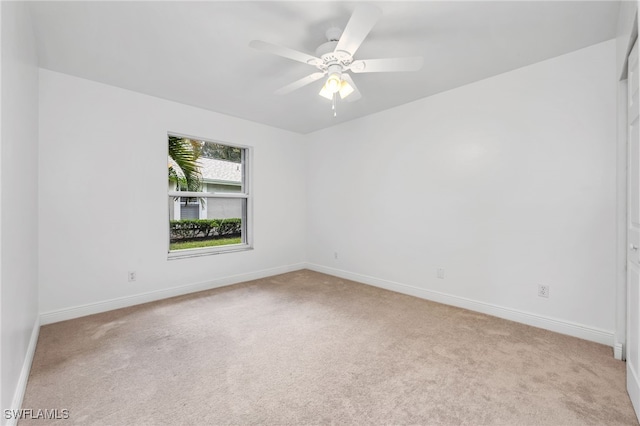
(40, 263), (306, 325)
(614, 342), (624, 360)
(38, 261), (615, 346)
(6, 318), (40, 426)
(306, 263), (615, 347)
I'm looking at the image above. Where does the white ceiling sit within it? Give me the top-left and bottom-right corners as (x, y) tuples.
(28, 1), (620, 134)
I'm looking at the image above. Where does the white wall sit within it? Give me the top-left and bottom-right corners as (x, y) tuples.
(306, 40), (617, 344)
(38, 70), (306, 318)
(1, 1), (40, 421)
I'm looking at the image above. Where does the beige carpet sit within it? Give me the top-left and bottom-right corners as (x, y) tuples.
(21, 270), (638, 425)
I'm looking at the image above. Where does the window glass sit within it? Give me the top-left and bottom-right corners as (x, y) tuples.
(168, 135), (250, 257)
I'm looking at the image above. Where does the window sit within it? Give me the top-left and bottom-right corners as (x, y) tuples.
(168, 134), (251, 258)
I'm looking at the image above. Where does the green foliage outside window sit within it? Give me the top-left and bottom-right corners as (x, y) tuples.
(170, 218), (242, 242)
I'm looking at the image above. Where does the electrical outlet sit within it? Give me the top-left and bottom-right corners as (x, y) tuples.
(437, 268), (445, 279)
(128, 271), (137, 282)
(538, 284), (549, 298)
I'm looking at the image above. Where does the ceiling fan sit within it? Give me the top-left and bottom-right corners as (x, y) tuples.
(249, 4), (423, 114)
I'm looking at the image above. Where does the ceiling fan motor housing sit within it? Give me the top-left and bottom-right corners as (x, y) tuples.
(315, 40), (338, 58)
(315, 27), (353, 71)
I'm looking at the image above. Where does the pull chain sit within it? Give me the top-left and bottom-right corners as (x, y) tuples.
(332, 92), (337, 117)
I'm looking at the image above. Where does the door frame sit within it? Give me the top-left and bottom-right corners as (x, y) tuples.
(618, 15), (639, 361)
(618, 61), (630, 361)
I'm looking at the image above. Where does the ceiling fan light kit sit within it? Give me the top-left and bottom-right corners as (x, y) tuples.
(249, 4), (423, 116)
(318, 73), (356, 117)
(324, 67), (342, 93)
(338, 80), (355, 98)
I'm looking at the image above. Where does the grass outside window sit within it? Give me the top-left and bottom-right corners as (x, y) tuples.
(169, 237), (242, 251)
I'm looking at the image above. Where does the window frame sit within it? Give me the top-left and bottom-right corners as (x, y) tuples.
(167, 132), (252, 259)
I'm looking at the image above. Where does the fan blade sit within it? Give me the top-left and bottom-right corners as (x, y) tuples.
(249, 40), (322, 66)
(275, 72), (326, 95)
(335, 4), (382, 57)
(350, 57), (424, 73)
(341, 74), (361, 102)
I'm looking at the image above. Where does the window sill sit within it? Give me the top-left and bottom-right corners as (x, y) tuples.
(167, 244), (252, 260)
